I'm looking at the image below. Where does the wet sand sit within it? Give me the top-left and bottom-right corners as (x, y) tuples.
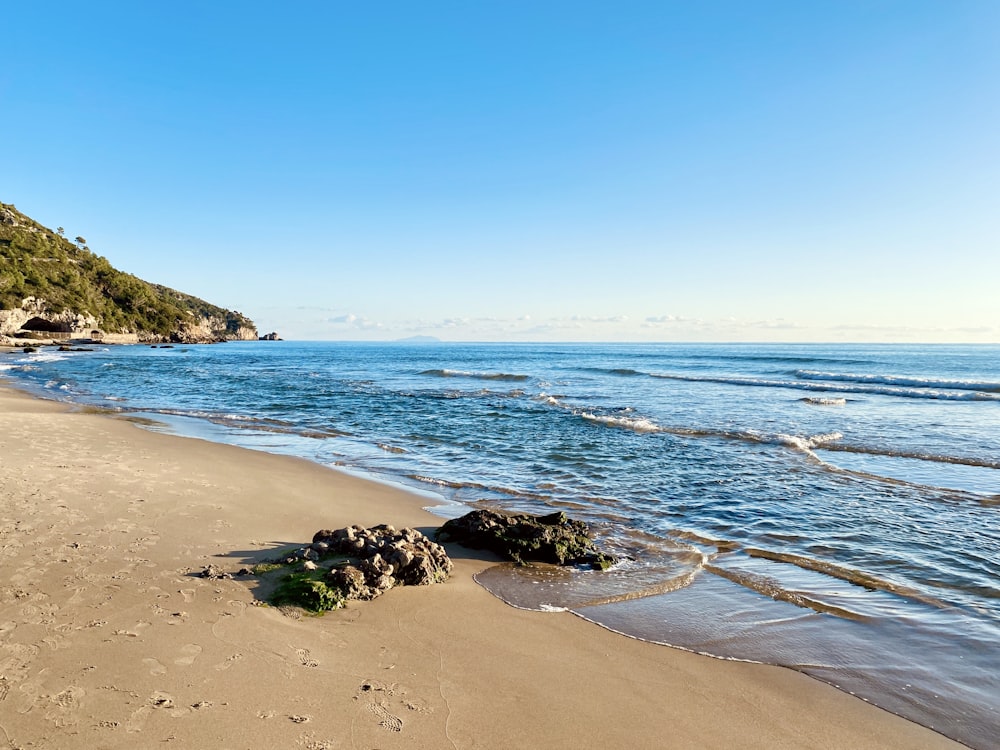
(0, 382), (963, 749)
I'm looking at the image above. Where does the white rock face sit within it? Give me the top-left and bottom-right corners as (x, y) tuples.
(0, 296), (255, 343)
(0, 297), (99, 337)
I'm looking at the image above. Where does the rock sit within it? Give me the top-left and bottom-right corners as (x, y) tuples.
(199, 564), (232, 580)
(305, 524), (454, 602)
(327, 565), (368, 599)
(254, 525), (457, 609)
(435, 509), (619, 570)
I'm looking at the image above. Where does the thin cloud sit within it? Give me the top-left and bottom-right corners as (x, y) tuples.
(327, 313), (383, 330)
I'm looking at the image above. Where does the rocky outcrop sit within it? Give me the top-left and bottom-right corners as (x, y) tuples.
(259, 332), (282, 341)
(436, 509), (620, 570)
(313, 524), (453, 598)
(171, 316), (258, 343)
(253, 524), (453, 612)
(0, 297), (256, 344)
(0, 297), (99, 338)
(1, 201), (258, 343)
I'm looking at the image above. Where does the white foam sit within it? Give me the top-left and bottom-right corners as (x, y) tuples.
(26, 352), (69, 363)
(751, 430), (844, 455)
(580, 412), (662, 433)
(808, 432), (844, 447)
(422, 368), (529, 382)
(802, 397), (847, 406)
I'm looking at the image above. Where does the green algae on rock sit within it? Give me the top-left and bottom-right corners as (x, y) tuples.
(436, 509), (619, 570)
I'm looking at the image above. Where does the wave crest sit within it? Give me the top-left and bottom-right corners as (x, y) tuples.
(420, 369), (529, 382)
(580, 412), (663, 433)
(796, 370), (1000, 393)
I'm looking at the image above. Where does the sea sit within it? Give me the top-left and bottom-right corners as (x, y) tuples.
(2, 341), (997, 748)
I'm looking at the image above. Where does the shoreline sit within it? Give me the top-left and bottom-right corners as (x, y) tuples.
(0, 380), (965, 748)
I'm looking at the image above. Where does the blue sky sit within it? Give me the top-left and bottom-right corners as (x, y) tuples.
(3, 1), (998, 341)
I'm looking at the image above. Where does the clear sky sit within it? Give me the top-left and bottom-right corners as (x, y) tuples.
(3, 1), (998, 342)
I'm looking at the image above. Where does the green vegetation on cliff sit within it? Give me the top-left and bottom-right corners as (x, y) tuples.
(0, 202), (254, 339)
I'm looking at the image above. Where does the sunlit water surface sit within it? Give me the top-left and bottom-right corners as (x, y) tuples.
(3, 341), (997, 748)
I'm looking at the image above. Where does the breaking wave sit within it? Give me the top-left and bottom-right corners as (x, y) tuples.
(648, 371), (1000, 401)
(420, 369), (529, 382)
(580, 412), (663, 433)
(801, 397), (847, 406)
(796, 370), (1000, 393)
(816, 443), (1000, 470)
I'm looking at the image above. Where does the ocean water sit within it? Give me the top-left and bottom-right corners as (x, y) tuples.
(2, 341), (997, 747)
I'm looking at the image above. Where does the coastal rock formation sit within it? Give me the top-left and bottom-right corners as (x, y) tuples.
(259, 331), (282, 341)
(313, 524), (454, 596)
(0, 201), (257, 343)
(170, 315), (258, 343)
(436, 509), (620, 570)
(255, 524), (453, 611)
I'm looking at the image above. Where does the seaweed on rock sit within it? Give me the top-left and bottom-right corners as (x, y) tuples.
(435, 509), (619, 570)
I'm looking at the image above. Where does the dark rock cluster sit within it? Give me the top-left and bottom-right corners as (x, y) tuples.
(199, 564), (236, 580)
(311, 524), (453, 600)
(436, 509), (619, 570)
(253, 524), (454, 610)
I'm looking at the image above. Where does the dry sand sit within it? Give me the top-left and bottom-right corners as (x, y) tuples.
(0, 382), (963, 749)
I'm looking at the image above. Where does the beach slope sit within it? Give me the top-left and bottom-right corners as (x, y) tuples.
(0, 384), (961, 749)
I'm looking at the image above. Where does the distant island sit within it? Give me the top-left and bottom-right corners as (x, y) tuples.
(0, 202), (256, 345)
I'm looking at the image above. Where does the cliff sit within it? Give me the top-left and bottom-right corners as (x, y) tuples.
(0, 202), (257, 344)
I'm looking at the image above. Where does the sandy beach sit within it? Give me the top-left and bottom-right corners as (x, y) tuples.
(0, 381), (963, 750)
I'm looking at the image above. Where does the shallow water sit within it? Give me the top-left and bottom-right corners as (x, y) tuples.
(3, 341), (997, 747)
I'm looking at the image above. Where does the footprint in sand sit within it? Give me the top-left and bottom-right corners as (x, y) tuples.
(214, 652), (244, 671)
(66, 586), (87, 605)
(179, 588), (196, 603)
(114, 620), (152, 638)
(4, 642), (40, 683)
(17, 676), (45, 714)
(45, 685), (85, 728)
(295, 732), (337, 750)
(404, 696), (434, 714)
(367, 701), (403, 732)
(126, 691), (176, 733)
(358, 681), (403, 733)
(142, 657), (167, 676)
(295, 648), (319, 668)
(174, 643), (202, 666)
(42, 633), (71, 651)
